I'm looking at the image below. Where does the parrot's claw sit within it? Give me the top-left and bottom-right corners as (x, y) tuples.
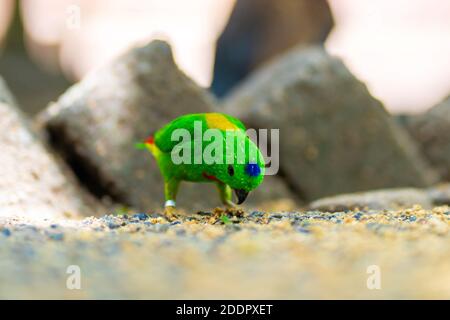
(164, 206), (179, 222)
(224, 200), (236, 208)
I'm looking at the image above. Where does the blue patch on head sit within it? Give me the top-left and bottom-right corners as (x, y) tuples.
(245, 163), (261, 177)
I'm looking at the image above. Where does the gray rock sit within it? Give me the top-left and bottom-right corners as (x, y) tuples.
(0, 77), (18, 107)
(211, 0), (333, 96)
(224, 46), (438, 201)
(0, 77), (103, 218)
(40, 40), (298, 212)
(310, 188), (433, 212)
(399, 95), (450, 181)
(427, 183), (450, 206)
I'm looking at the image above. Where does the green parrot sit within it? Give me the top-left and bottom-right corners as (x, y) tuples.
(137, 113), (265, 214)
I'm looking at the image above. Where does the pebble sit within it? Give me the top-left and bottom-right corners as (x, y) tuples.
(271, 213), (284, 219)
(133, 213), (149, 221)
(353, 212), (363, 220)
(249, 211), (264, 218)
(108, 222), (121, 229)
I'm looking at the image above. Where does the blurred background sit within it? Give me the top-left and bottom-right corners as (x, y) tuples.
(2, 1), (450, 300)
(0, 0), (449, 115)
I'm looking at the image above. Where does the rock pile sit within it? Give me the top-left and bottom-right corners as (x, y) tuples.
(0, 77), (102, 219)
(224, 46), (438, 201)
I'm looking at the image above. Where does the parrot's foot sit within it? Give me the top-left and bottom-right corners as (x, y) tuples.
(163, 200), (179, 221)
(164, 206), (179, 221)
(223, 200), (236, 208)
(225, 206), (245, 218)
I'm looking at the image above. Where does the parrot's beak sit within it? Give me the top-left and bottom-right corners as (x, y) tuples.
(234, 189), (249, 204)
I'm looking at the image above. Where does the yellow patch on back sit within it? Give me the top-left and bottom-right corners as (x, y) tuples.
(205, 113), (238, 131)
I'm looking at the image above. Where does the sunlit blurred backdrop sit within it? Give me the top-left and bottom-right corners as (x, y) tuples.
(0, 0), (449, 113)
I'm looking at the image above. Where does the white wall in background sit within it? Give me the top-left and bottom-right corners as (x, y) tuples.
(327, 0), (450, 113)
(2, 0), (449, 113)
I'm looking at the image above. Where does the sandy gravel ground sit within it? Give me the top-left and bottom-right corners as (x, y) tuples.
(0, 206), (449, 299)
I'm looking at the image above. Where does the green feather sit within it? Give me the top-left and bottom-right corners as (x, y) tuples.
(134, 142), (147, 150)
(142, 113), (265, 208)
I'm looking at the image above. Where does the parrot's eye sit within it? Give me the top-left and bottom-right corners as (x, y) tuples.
(227, 165), (235, 176)
(245, 163), (261, 177)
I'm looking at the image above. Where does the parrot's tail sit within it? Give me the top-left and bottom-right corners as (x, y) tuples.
(145, 136), (162, 158)
(135, 134), (161, 159)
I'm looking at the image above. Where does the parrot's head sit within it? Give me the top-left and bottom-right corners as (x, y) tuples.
(206, 134), (265, 204)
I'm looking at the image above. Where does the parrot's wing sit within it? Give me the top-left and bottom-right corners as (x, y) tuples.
(221, 114), (247, 132)
(154, 113), (247, 153)
(154, 114), (202, 153)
